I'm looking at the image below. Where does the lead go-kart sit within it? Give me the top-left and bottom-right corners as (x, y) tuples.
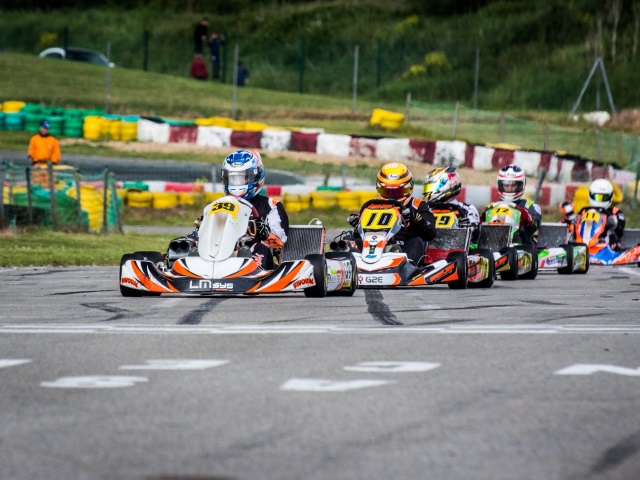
(335, 199), (494, 289)
(119, 195), (358, 297)
(574, 206), (640, 266)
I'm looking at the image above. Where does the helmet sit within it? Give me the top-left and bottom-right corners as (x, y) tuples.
(588, 178), (614, 208)
(221, 149), (265, 199)
(559, 201), (575, 217)
(376, 163), (414, 201)
(423, 166), (461, 204)
(497, 164), (525, 202)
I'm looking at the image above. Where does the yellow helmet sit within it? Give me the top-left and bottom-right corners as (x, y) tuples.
(376, 163), (414, 201)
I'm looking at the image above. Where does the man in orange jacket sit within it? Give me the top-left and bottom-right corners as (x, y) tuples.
(28, 120), (61, 165)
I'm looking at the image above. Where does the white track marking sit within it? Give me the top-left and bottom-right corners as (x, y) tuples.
(619, 266), (640, 277)
(119, 359), (229, 370)
(0, 359), (32, 369)
(2, 324), (640, 335)
(41, 376), (148, 389)
(280, 378), (394, 392)
(555, 364), (640, 376)
(344, 361), (441, 373)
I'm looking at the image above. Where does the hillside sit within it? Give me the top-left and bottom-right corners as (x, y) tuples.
(1, 0), (639, 112)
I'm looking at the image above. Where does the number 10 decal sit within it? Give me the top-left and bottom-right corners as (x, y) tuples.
(362, 210), (395, 229)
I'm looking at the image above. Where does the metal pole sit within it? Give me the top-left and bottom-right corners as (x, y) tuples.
(569, 57), (600, 117)
(143, 29), (149, 71)
(632, 137), (639, 209)
(298, 35), (305, 94)
(75, 170), (83, 229)
(534, 168), (547, 202)
(544, 122), (550, 151)
(405, 92), (412, 125)
(47, 161), (58, 231)
(499, 112), (505, 142)
(0, 167), (5, 227)
(102, 170), (109, 234)
(473, 47), (479, 113)
(451, 102), (459, 140)
(352, 45), (359, 114)
(26, 167), (33, 225)
(232, 44), (239, 120)
(596, 66), (601, 111)
(594, 127), (603, 163)
(376, 39), (382, 89)
(104, 42), (111, 114)
(598, 57), (617, 114)
(63, 27), (68, 50)
(221, 31), (228, 83)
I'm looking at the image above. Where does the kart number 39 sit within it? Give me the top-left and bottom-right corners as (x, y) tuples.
(210, 202), (237, 216)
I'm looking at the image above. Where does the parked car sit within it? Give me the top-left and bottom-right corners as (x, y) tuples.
(39, 47), (115, 68)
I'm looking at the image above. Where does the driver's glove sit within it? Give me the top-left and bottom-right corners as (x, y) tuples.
(515, 206), (533, 228)
(401, 207), (412, 226)
(457, 216), (471, 228)
(347, 213), (360, 228)
(255, 218), (271, 241)
(606, 215), (618, 229)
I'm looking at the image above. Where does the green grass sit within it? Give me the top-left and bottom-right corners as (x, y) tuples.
(0, 228), (171, 267)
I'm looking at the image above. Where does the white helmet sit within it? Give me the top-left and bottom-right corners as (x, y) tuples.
(588, 179), (614, 209)
(497, 165), (525, 202)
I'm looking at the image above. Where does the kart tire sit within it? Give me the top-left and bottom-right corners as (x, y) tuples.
(519, 245), (538, 280)
(557, 244), (574, 275)
(325, 251), (358, 296)
(576, 243), (590, 274)
(446, 251), (468, 289)
(303, 254), (328, 298)
(499, 246), (519, 281)
(469, 248), (495, 289)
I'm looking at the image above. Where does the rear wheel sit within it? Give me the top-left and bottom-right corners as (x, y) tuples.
(557, 244), (574, 275)
(469, 248), (495, 288)
(519, 245), (538, 280)
(303, 254), (327, 298)
(446, 251), (468, 289)
(499, 247), (519, 280)
(575, 243), (590, 274)
(326, 252), (358, 296)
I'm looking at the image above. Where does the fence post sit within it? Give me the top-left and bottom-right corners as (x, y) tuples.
(110, 173), (123, 234)
(26, 166), (33, 225)
(0, 166), (5, 228)
(221, 31), (228, 83)
(544, 122), (550, 151)
(298, 35), (305, 94)
(75, 170), (83, 229)
(473, 47), (479, 113)
(499, 112), (505, 142)
(102, 170), (109, 234)
(451, 102), (459, 140)
(63, 27), (68, 50)
(352, 45), (359, 114)
(143, 29), (149, 71)
(376, 39), (382, 89)
(632, 136), (639, 210)
(47, 161), (58, 231)
(534, 168), (547, 202)
(104, 42), (111, 114)
(594, 127), (603, 163)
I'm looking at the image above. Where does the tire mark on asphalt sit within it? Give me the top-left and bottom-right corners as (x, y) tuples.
(52, 290), (114, 296)
(590, 432), (640, 475)
(81, 302), (141, 322)
(178, 298), (227, 325)
(365, 289), (402, 325)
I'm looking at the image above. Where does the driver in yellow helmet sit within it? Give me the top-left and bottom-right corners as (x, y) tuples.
(347, 162), (436, 265)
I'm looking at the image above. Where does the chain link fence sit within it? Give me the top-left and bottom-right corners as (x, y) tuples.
(0, 161), (122, 233)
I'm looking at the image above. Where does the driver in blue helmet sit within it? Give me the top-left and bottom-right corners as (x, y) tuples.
(220, 149), (289, 268)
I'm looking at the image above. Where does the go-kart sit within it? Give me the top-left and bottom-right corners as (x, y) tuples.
(119, 195), (357, 297)
(574, 206), (640, 266)
(428, 202), (495, 288)
(480, 202), (538, 280)
(336, 199), (470, 289)
(536, 222), (589, 274)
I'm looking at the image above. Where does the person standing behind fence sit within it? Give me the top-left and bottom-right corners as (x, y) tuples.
(208, 32), (225, 80)
(190, 53), (208, 80)
(28, 120), (60, 166)
(236, 60), (249, 86)
(193, 16), (209, 54)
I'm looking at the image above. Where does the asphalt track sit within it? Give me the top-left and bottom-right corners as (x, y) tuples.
(1, 265), (640, 480)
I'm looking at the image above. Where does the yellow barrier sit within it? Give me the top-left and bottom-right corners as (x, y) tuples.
(126, 190), (153, 208)
(83, 116), (104, 140)
(310, 191), (337, 209)
(109, 120), (122, 141)
(66, 185), (107, 232)
(358, 190), (378, 204)
(282, 192), (311, 212)
(152, 191), (179, 209)
(369, 108), (404, 131)
(2, 101), (26, 113)
(178, 192), (205, 206)
(204, 192), (226, 203)
(121, 121), (137, 141)
(336, 191), (360, 211)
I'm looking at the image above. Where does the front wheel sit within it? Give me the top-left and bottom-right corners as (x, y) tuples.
(519, 245), (538, 280)
(469, 248), (495, 288)
(326, 251), (358, 296)
(557, 244), (574, 275)
(446, 251), (468, 290)
(303, 254), (327, 298)
(499, 246), (519, 281)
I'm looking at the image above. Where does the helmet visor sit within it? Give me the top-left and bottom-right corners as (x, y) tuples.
(498, 180), (523, 193)
(379, 184), (410, 199)
(590, 192), (612, 203)
(223, 169), (257, 186)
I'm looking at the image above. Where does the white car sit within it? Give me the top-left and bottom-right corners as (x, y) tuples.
(39, 47), (115, 68)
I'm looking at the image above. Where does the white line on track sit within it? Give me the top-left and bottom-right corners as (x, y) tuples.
(619, 266), (640, 277)
(2, 324), (640, 335)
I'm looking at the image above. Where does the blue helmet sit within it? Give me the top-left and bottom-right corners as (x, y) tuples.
(221, 149), (265, 199)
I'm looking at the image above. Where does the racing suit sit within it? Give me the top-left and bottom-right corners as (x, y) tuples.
(351, 197), (437, 265)
(592, 206), (625, 250)
(481, 198), (542, 246)
(248, 194), (290, 269)
(429, 199), (480, 243)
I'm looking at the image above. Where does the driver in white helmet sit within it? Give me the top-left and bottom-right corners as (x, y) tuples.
(480, 164), (542, 246)
(585, 178), (625, 250)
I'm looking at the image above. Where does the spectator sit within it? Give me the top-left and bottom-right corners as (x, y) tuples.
(28, 120), (61, 166)
(236, 60), (249, 86)
(190, 53), (208, 80)
(208, 32), (225, 80)
(193, 16), (209, 54)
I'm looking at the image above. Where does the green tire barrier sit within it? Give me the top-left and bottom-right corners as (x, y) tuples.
(45, 115), (64, 136)
(0, 112), (5, 131)
(4, 112), (25, 131)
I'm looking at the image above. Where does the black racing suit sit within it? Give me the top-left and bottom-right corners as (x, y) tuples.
(248, 194), (290, 269)
(353, 197), (437, 265)
(481, 198), (542, 246)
